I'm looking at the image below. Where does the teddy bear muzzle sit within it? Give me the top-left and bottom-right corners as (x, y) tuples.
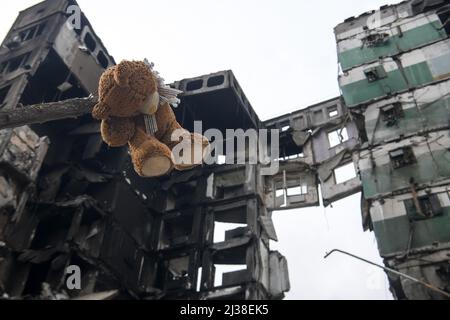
(139, 91), (160, 115)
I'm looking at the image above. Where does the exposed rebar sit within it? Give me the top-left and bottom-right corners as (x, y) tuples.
(324, 249), (450, 299)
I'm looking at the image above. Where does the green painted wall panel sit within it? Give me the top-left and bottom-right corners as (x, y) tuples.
(339, 21), (447, 71)
(366, 98), (450, 145)
(341, 70), (408, 107)
(427, 99), (450, 127)
(361, 149), (450, 199)
(373, 207), (450, 256)
(339, 45), (397, 73)
(402, 62), (435, 87)
(396, 21), (446, 52)
(341, 62), (434, 107)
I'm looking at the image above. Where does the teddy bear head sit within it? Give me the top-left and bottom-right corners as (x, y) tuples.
(92, 60), (160, 120)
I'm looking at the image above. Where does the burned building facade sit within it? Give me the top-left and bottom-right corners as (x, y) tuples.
(0, 0), (289, 300)
(0, 0), (449, 300)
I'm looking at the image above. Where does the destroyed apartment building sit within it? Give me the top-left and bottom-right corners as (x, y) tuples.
(335, 0), (450, 299)
(0, 0), (289, 300)
(0, 0), (449, 300)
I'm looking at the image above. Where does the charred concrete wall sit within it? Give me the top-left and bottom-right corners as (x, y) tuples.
(0, 0), (141, 299)
(0, 0), (290, 300)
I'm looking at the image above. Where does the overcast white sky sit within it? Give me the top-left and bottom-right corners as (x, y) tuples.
(0, 0), (400, 300)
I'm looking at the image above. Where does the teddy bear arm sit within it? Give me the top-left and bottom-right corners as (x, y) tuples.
(92, 101), (110, 120)
(101, 117), (136, 147)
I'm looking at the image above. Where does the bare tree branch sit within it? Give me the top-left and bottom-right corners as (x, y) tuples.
(0, 96), (98, 131)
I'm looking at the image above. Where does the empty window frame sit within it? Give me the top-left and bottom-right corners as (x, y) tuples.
(0, 61), (7, 74)
(186, 79), (203, 91)
(168, 256), (189, 278)
(36, 23), (46, 37)
(196, 267), (203, 291)
(207, 75), (225, 87)
(389, 147), (416, 169)
(1, 52), (31, 74)
(328, 127), (349, 148)
(213, 205), (248, 243)
(217, 155), (227, 165)
(83, 32), (97, 52)
(22, 26), (37, 41)
(214, 265), (248, 287)
(279, 121), (290, 132)
(364, 66), (387, 82)
(404, 194), (443, 220)
(276, 188), (285, 198)
(328, 105), (339, 118)
(362, 33), (389, 47)
(286, 185), (308, 196)
(380, 103), (404, 126)
(7, 56), (24, 73)
(334, 162), (357, 184)
(18, 22), (46, 42)
(159, 215), (194, 249)
(0, 85), (11, 106)
(438, 6), (450, 34)
(97, 51), (109, 69)
(163, 256), (192, 290)
(213, 222), (247, 243)
(276, 177), (309, 208)
(211, 242), (248, 288)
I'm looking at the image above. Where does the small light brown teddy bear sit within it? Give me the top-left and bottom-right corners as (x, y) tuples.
(92, 60), (209, 177)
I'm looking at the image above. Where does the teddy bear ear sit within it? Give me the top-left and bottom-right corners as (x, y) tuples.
(113, 60), (133, 87)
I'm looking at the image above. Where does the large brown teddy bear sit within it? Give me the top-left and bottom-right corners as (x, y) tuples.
(92, 60), (209, 177)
